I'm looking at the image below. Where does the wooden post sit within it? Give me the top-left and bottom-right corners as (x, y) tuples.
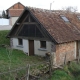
(64, 53), (67, 65)
(49, 53), (53, 78)
(26, 64), (30, 80)
(16, 78), (19, 80)
(78, 49), (80, 63)
(15, 70), (19, 80)
(52, 52), (56, 68)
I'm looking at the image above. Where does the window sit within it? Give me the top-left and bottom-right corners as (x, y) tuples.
(77, 16), (80, 20)
(18, 38), (23, 45)
(60, 15), (69, 22)
(40, 41), (46, 48)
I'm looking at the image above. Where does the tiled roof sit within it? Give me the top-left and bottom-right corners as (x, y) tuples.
(9, 10), (24, 17)
(6, 2), (25, 17)
(7, 7), (80, 43)
(28, 7), (80, 43)
(6, 2), (25, 10)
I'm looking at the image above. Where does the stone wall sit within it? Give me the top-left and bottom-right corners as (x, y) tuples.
(55, 41), (76, 65)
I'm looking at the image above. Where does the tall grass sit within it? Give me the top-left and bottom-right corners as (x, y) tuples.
(51, 69), (74, 80)
(68, 62), (80, 80)
(51, 61), (80, 80)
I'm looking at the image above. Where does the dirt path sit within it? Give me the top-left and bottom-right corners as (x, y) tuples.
(0, 25), (12, 30)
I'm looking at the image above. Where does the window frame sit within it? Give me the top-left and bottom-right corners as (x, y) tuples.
(77, 16), (80, 20)
(18, 38), (23, 45)
(40, 41), (46, 49)
(60, 15), (69, 22)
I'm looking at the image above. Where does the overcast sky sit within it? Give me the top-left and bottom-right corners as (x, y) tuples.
(0, 0), (80, 12)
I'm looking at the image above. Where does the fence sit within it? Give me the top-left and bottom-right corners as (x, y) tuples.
(0, 62), (50, 80)
(0, 18), (9, 25)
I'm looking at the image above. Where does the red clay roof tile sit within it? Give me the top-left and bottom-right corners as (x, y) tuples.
(9, 10), (24, 17)
(28, 7), (80, 43)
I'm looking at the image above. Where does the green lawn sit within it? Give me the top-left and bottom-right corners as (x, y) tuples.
(0, 47), (45, 72)
(0, 47), (48, 80)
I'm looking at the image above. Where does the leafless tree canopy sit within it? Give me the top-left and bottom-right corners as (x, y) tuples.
(62, 6), (78, 13)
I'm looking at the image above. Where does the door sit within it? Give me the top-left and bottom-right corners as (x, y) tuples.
(29, 40), (34, 55)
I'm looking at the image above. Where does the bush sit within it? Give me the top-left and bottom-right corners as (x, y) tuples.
(0, 30), (10, 45)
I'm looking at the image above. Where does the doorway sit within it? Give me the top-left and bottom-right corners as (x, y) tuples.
(29, 40), (34, 55)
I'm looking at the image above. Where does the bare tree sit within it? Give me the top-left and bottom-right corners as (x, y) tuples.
(62, 6), (78, 13)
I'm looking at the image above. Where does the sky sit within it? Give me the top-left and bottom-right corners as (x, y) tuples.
(0, 0), (80, 12)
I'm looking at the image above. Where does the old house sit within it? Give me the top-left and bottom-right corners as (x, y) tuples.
(7, 7), (80, 66)
(6, 2), (25, 26)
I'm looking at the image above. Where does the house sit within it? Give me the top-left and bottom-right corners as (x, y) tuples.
(6, 2), (25, 26)
(7, 7), (80, 66)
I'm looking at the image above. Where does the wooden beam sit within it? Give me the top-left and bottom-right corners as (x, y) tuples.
(15, 14), (29, 36)
(11, 36), (50, 41)
(23, 22), (38, 24)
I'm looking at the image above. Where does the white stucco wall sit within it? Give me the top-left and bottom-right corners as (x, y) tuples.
(11, 38), (51, 56)
(10, 17), (19, 26)
(23, 39), (29, 55)
(11, 38), (29, 55)
(34, 40), (51, 56)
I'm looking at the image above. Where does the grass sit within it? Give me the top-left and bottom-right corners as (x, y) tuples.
(0, 47), (45, 72)
(0, 30), (48, 79)
(0, 30), (80, 80)
(51, 61), (80, 80)
(0, 30), (10, 45)
(0, 47), (47, 80)
(0, 30), (46, 71)
(68, 61), (80, 80)
(51, 69), (74, 80)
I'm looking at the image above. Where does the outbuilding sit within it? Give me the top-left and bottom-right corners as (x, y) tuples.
(7, 7), (80, 65)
